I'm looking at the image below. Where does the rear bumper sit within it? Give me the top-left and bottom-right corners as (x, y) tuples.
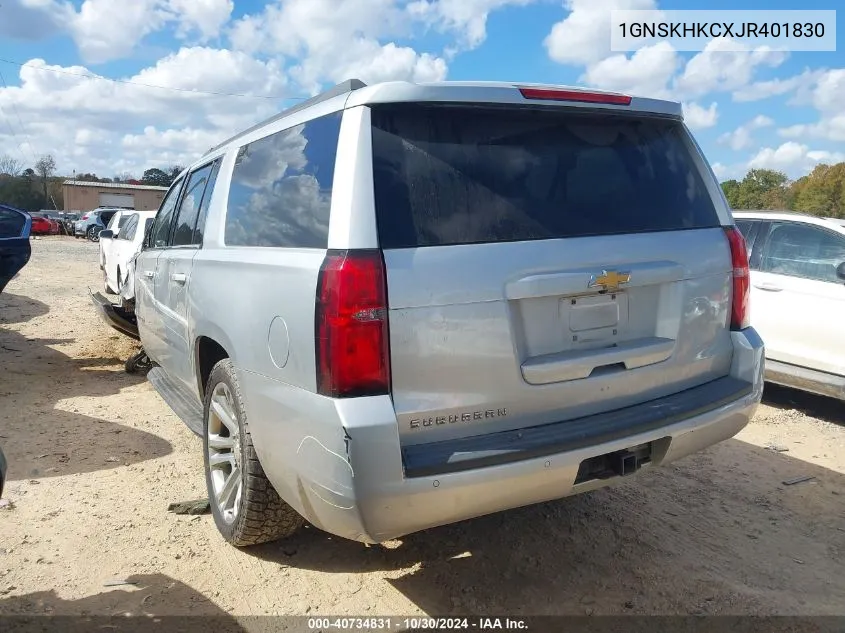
(89, 290), (139, 340)
(242, 328), (764, 543)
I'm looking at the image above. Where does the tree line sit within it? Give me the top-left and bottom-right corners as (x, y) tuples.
(721, 164), (845, 218)
(3, 150), (843, 218)
(0, 154), (185, 213)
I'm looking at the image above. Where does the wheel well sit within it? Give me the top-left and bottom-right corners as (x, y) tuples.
(196, 337), (229, 397)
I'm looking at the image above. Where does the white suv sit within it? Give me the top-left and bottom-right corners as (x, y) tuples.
(734, 211), (845, 400)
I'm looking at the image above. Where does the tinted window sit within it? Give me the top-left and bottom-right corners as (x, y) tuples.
(761, 223), (845, 283)
(120, 214), (139, 241)
(172, 162), (215, 247)
(149, 179), (184, 248)
(100, 211), (116, 226)
(225, 112), (341, 248)
(0, 207), (26, 238)
(735, 220), (754, 240)
(192, 161), (221, 246)
(118, 214), (133, 230)
(371, 105), (719, 249)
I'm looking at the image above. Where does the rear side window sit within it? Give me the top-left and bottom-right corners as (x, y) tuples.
(371, 105), (719, 249)
(119, 214), (139, 240)
(225, 112), (341, 248)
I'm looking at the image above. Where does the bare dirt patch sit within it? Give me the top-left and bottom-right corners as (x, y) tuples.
(0, 237), (843, 623)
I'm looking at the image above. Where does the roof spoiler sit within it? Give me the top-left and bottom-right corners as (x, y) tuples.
(203, 78), (367, 156)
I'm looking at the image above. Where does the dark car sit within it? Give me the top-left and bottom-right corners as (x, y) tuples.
(0, 204), (32, 294)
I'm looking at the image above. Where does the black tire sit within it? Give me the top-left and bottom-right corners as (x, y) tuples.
(203, 359), (304, 546)
(124, 349), (151, 375)
(87, 226), (100, 242)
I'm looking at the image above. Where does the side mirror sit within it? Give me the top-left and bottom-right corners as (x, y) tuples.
(837, 262), (845, 282)
(99, 230), (114, 240)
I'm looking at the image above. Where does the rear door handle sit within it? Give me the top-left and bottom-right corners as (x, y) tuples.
(754, 283), (783, 292)
(171, 273), (187, 284)
(143, 271), (155, 279)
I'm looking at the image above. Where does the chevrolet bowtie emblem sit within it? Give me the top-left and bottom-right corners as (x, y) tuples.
(589, 270), (631, 292)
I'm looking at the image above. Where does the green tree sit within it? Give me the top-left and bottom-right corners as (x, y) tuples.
(167, 165), (185, 181)
(721, 179), (741, 208)
(141, 167), (172, 187)
(721, 169), (790, 210)
(790, 163), (845, 218)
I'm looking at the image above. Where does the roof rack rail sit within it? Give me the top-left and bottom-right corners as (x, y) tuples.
(204, 78), (367, 156)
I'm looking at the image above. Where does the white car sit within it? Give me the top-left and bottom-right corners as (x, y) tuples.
(99, 210), (156, 302)
(734, 211), (845, 400)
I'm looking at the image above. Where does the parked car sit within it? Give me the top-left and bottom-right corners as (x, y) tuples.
(0, 203), (32, 294)
(133, 79), (764, 548)
(74, 207), (120, 240)
(99, 210), (156, 298)
(733, 211), (845, 400)
(29, 212), (59, 235)
(97, 210), (134, 267)
(62, 212), (81, 235)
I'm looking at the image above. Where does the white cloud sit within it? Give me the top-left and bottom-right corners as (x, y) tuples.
(167, 0), (234, 41)
(718, 115), (773, 151)
(765, 69), (845, 144)
(544, 6), (789, 104)
(544, 0), (657, 66)
(9, 0), (236, 63)
(228, 0), (447, 89)
(408, 0), (537, 50)
(748, 142), (845, 176)
(581, 42), (678, 98)
(810, 68), (845, 112)
(732, 69), (822, 103)
(674, 38), (788, 100)
(0, 50), (287, 175)
(683, 101), (718, 130)
(711, 162), (728, 179)
(69, 0), (167, 63)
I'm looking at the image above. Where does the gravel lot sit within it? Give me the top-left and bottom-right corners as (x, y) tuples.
(0, 237), (843, 625)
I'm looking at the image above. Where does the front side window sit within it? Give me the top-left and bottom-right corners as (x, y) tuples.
(761, 222), (845, 283)
(148, 179), (184, 248)
(225, 112), (341, 248)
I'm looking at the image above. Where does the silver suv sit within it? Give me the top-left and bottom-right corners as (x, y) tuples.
(135, 79), (764, 547)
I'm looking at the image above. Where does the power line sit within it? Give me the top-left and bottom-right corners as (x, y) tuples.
(0, 95), (29, 167)
(0, 57), (310, 101)
(0, 67), (38, 164)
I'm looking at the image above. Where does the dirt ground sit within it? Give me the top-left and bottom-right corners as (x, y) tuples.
(0, 237), (843, 623)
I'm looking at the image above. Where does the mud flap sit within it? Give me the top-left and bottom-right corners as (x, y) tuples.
(89, 289), (140, 341)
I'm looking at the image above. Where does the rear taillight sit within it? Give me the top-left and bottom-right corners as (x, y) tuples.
(315, 249), (390, 398)
(518, 87), (632, 106)
(724, 227), (750, 331)
(81, 214), (89, 220)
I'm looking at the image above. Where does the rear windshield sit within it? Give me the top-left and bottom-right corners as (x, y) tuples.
(371, 105), (720, 249)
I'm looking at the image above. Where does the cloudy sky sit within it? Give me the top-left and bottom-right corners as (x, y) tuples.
(0, 0), (843, 181)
